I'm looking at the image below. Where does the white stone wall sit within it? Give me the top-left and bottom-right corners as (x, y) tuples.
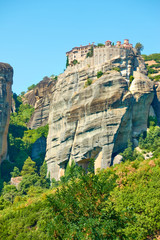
(66, 46), (132, 73)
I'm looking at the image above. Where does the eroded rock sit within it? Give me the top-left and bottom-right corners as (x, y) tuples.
(0, 63), (13, 163)
(45, 52), (154, 180)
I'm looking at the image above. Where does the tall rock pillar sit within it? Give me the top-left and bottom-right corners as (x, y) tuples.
(0, 63), (13, 163)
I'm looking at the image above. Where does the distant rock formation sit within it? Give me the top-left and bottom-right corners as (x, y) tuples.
(0, 63), (13, 163)
(45, 50), (154, 180)
(23, 77), (56, 129)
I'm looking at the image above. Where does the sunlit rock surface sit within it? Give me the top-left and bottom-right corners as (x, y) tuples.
(45, 51), (154, 180)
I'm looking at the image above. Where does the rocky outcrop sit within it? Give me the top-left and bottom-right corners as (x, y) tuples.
(45, 51), (154, 180)
(31, 137), (46, 160)
(23, 77), (56, 129)
(0, 63), (13, 163)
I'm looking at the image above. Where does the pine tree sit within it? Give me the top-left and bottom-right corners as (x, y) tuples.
(21, 157), (36, 176)
(66, 56), (69, 68)
(11, 167), (20, 178)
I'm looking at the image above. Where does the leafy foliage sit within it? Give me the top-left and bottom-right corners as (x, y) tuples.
(112, 67), (120, 72)
(97, 43), (105, 46)
(0, 157), (160, 239)
(10, 167), (20, 178)
(142, 53), (160, 62)
(139, 125), (160, 157)
(0, 95), (49, 192)
(72, 59), (78, 65)
(97, 71), (103, 78)
(129, 75), (134, 85)
(135, 42), (144, 53)
(27, 84), (37, 91)
(84, 78), (93, 87)
(21, 157), (37, 176)
(86, 46), (94, 58)
(66, 56), (69, 68)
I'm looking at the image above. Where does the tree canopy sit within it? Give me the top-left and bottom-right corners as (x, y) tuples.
(135, 42), (144, 53)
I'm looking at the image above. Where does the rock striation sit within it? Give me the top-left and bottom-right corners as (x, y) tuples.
(45, 50), (154, 180)
(0, 63), (13, 163)
(23, 77), (56, 129)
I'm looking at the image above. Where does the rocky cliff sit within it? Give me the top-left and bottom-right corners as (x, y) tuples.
(23, 77), (56, 129)
(0, 63), (13, 163)
(45, 50), (154, 180)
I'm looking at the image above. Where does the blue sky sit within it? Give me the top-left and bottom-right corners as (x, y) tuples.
(0, 0), (160, 94)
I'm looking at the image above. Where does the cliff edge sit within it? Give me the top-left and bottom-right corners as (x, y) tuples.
(45, 50), (154, 180)
(0, 63), (13, 163)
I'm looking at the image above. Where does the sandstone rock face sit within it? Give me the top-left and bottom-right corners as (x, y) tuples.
(45, 53), (154, 180)
(23, 77), (56, 129)
(0, 63), (13, 163)
(31, 137), (46, 160)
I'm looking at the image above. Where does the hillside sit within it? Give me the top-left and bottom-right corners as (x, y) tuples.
(0, 150), (160, 239)
(142, 53), (160, 81)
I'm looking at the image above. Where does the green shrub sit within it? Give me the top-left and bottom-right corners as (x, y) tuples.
(142, 53), (160, 62)
(66, 56), (69, 68)
(150, 63), (160, 68)
(129, 75), (134, 84)
(97, 43), (105, 47)
(97, 71), (103, 78)
(84, 78), (92, 87)
(147, 66), (158, 74)
(27, 84), (37, 91)
(10, 167), (20, 178)
(135, 42), (144, 53)
(86, 46), (93, 58)
(72, 59), (78, 65)
(112, 67), (120, 72)
(21, 157), (37, 176)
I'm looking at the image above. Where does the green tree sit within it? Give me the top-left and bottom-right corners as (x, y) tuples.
(2, 183), (18, 203)
(27, 84), (36, 91)
(84, 78), (92, 87)
(86, 46), (93, 57)
(129, 75), (134, 85)
(40, 161), (47, 178)
(72, 59), (78, 65)
(97, 43), (105, 47)
(10, 167), (20, 178)
(66, 56), (69, 68)
(97, 71), (103, 78)
(20, 91), (25, 96)
(60, 160), (84, 183)
(135, 42), (144, 53)
(21, 157), (36, 176)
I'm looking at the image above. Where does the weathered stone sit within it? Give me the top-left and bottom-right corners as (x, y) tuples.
(149, 105), (156, 117)
(112, 154), (123, 165)
(45, 53), (154, 180)
(31, 137), (46, 160)
(0, 63), (13, 163)
(23, 77), (56, 129)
